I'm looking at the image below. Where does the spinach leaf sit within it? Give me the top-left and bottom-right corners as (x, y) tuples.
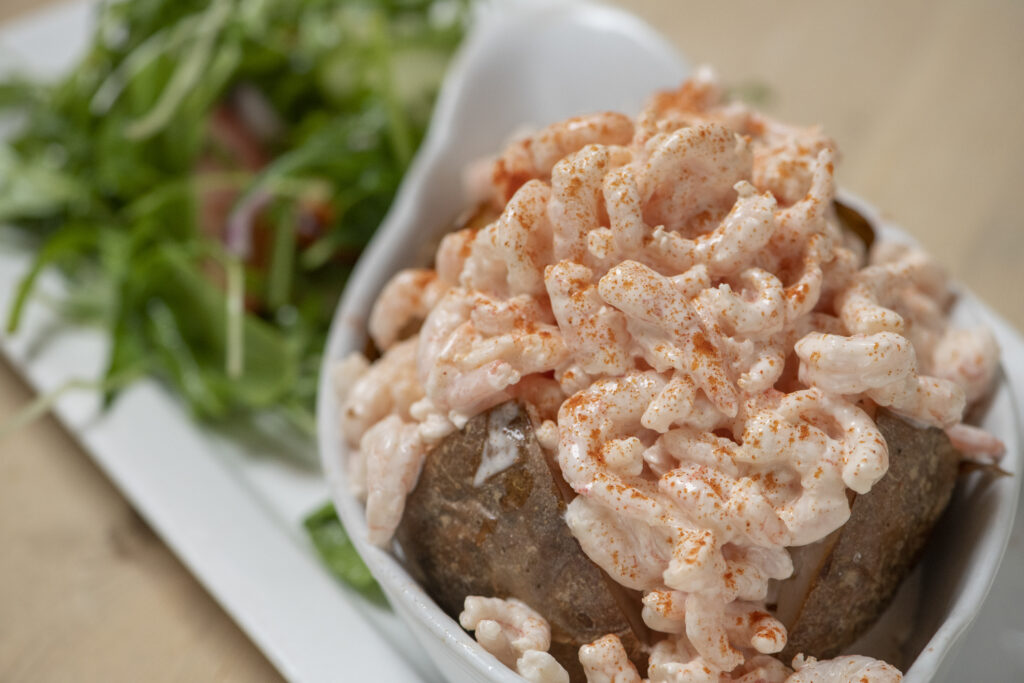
(303, 501), (385, 604)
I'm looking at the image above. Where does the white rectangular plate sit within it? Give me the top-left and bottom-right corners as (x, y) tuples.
(2, 2), (1023, 682)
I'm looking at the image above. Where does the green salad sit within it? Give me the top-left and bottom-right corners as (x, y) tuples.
(1, 0), (469, 594)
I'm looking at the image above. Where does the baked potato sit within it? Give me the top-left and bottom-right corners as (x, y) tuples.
(397, 400), (963, 677)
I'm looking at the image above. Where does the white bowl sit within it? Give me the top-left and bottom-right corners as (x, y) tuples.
(316, 2), (1022, 681)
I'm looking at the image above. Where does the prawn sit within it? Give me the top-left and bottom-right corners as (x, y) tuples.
(492, 112), (634, 203)
(461, 180), (551, 296)
(641, 122), (753, 234)
(368, 269), (446, 350)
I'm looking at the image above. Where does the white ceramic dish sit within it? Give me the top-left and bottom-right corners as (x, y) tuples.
(316, 2), (1023, 682)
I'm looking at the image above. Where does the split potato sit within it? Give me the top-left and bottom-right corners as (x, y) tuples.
(397, 401), (961, 677)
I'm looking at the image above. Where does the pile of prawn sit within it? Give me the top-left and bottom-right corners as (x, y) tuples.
(334, 70), (1002, 683)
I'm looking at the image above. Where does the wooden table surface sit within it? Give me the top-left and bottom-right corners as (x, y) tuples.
(1, 1), (1021, 681)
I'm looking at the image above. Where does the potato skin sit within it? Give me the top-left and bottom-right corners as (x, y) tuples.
(776, 409), (960, 660)
(398, 401), (958, 674)
(395, 402), (648, 682)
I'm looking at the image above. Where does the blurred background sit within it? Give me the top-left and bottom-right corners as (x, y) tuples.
(1, 1), (1021, 680)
